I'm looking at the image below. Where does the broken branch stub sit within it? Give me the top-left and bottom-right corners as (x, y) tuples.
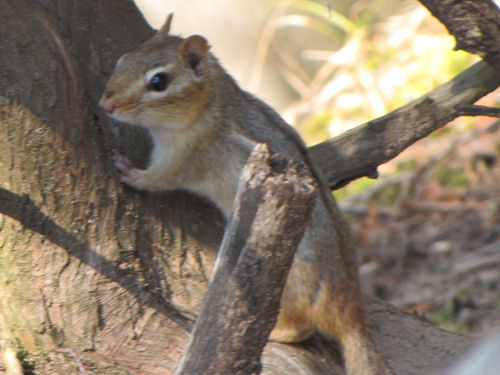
(175, 143), (318, 375)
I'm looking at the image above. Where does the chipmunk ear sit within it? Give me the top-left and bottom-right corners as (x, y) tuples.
(179, 35), (209, 76)
(157, 13), (174, 36)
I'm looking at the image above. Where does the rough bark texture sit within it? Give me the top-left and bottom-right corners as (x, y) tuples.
(310, 61), (500, 189)
(0, 1), (219, 373)
(176, 144), (317, 375)
(418, 0), (500, 72)
(0, 0), (497, 374)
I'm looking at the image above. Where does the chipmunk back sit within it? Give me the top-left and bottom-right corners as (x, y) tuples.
(100, 14), (393, 375)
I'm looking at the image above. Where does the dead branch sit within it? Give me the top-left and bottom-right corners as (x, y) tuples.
(175, 144), (318, 375)
(417, 0), (500, 72)
(309, 60), (500, 190)
(403, 201), (489, 213)
(456, 105), (500, 118)
(310, 0), (500, 190)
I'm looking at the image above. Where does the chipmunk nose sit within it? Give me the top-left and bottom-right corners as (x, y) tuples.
(99, 95), (116, 114)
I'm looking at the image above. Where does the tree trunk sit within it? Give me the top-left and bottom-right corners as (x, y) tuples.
(0, 1), (219, 373)
(0, 1), (494, 374)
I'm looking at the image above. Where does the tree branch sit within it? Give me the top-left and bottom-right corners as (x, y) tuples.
(309, 60), (500, 190)
(456, 104), (500, 117)
(418, 0), (500, 72)
(175, 144), (318, 375)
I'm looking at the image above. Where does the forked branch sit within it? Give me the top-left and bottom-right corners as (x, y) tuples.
(310, 0), (500, 190)
(310, 60), (500, 190)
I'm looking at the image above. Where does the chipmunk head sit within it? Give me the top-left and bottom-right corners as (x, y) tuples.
(100, 14), (211, 131)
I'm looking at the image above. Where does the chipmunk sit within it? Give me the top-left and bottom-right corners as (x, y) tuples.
(100, 14), (393, 375)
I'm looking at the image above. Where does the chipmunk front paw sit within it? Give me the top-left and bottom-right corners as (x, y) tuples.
(112, 154), (145, 188)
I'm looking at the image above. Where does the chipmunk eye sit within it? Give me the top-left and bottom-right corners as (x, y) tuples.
(147, 72), (169, 91)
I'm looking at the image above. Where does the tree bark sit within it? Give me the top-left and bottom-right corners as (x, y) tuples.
(417, 0), (500, 71)
(0, 1), (214, 373)
(0, 0), (497, 374)
(176, 144), (317, 375)
(310, 60), (500, 189)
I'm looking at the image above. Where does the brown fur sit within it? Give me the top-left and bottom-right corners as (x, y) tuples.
(100, 15), (394, 375)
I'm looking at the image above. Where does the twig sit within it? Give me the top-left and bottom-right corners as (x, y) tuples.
(403, 201), (489, 213)
(338, 203), (394, 218)
(456, 104), (500, 117)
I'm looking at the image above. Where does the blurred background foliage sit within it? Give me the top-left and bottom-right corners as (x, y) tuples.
(248, 0), (499, 206)
(250, 0), (475, 139)
(136, 0), (500, 334)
